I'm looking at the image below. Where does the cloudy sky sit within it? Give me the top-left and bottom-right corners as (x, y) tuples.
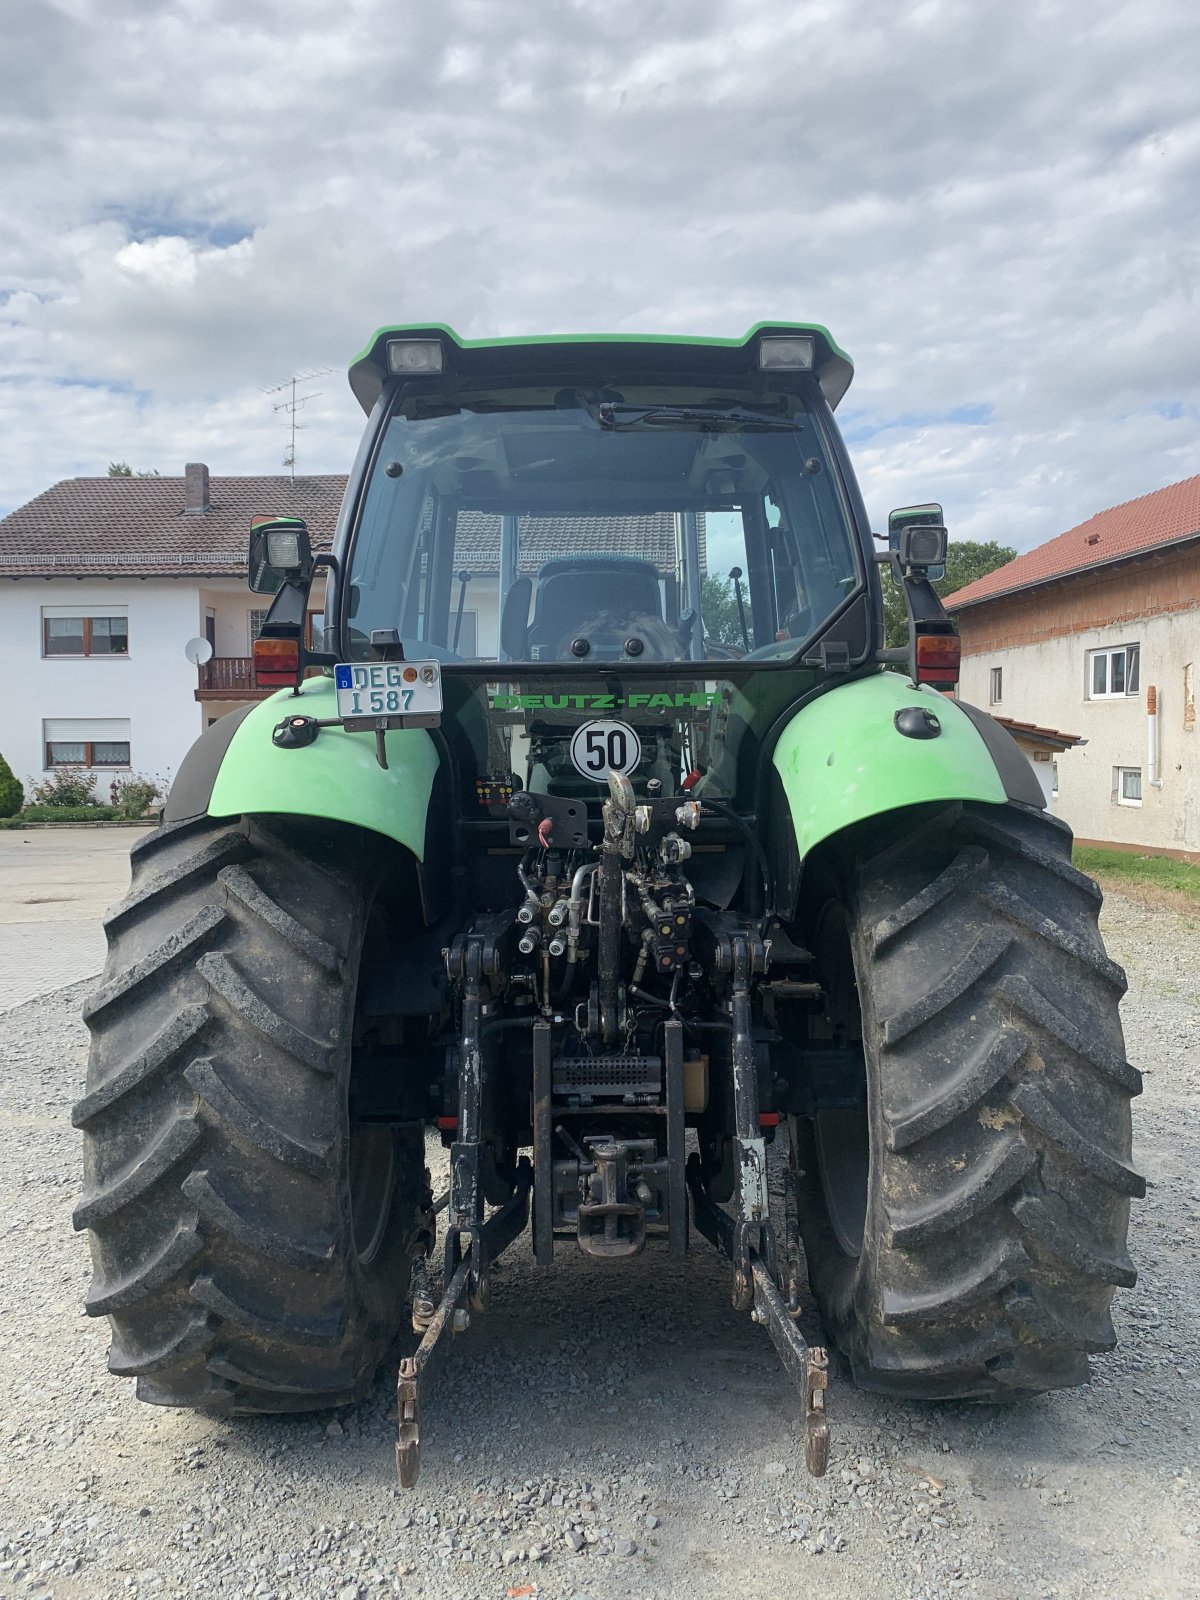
(3, 0), (1198, 550)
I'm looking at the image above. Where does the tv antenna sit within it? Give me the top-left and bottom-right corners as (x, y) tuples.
(261, 369), (331, 479)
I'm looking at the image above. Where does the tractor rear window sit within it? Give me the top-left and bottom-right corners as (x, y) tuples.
(343, 390), (861, 668)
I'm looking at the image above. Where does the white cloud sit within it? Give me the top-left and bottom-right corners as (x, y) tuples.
(0, 0), (1197, 554)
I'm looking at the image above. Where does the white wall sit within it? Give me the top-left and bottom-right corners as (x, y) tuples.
(0, 579), (206, 801)
(199, 575), (328, 656)
(960, 610), (1198, 853)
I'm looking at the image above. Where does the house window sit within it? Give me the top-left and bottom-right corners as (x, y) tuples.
(43, 718), (131, 769)
(43, 609), (129, 657)
(1051, 760), (1060, 798)
(989, 666), (1003, 705)
(1089, 643), (1140, 699)
(249, 609), (268, 646)
(1114, 766), (1142, 806)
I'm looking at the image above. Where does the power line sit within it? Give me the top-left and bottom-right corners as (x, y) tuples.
(261, 369), (331, 480)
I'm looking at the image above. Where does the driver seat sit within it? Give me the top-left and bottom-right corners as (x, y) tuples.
(520, 556), (666, 661)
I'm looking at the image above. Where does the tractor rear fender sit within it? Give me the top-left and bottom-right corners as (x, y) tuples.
(771, 672), (1044, 862)
(164, 676), (439, 858)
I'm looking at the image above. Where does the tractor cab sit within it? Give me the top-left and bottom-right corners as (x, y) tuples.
(336, 327), (872, 814)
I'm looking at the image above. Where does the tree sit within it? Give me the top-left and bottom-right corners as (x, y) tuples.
(882, 539), (1017, 649)
(107, 462), (160, 477)
(701, 572), (752, 647)
(0, 751), (23, 817)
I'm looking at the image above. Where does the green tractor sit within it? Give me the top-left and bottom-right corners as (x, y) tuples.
(74, 324), (1142, 1483)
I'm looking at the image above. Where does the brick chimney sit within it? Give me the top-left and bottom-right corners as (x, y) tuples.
(184, 462), (210, 516)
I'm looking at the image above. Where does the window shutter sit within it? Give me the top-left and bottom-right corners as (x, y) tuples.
(44, 717), (131, 742)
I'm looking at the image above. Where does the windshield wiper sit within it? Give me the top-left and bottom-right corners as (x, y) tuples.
(593, 402), (801, 433)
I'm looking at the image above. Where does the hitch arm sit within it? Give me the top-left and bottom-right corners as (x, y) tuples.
(395, 1159), (532, 1488)
(687, 1153), (831, 1478)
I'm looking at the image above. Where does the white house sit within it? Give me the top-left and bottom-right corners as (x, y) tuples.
(947, 475), (1200, 861)
(0, 464), (344, 799)
(0, 465), (695, 803)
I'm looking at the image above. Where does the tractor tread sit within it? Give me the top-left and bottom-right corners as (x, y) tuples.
(870, 846), (987, 953)
(881, 1238), (1027, 1324)
(1010, 1080), (1146, 1196)
(190, 1272), (345, 1344)
(794, 801), (1140, 1402)
(77, 815), (424, 1415)
(1000, 1282), (1116, 1353)
(184, 1056), (332, 1175)
(74, 1111), (203, 1229)
(1012, 1191), (1137, 1286)
(72, 1005), (209, 1127)
(105, 830), (251, 933)
(217, 864), (342, 971)
(879, 926), (1010, 1045)
(962, 807), (1102, 899)
(181, 1168), (336, 1268)
(983, 879), (1127, 991)
(997, 972), (1142, 1093)
(85, 1219), (204, 1316)
(883, 1026), (1027, 1150)
(82, 905), (227, 1025)
(207, 1351), (357, 1395)
(128, 814), (223, 864)
(108, 1311), (214, 1377)
(197, 951), (334, 1075)
(885, 1129), (1037, 1245)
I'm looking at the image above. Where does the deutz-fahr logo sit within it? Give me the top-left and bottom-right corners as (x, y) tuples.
(488, 691), (722, 712)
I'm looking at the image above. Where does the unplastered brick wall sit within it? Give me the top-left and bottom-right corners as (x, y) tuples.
(957, 546), (1200, 657)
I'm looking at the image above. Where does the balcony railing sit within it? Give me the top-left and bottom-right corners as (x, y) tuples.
(197, 656), (257, 697)
(195, 657), (323, 701)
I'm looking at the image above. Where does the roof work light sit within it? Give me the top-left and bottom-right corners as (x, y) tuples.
(386, 338), (445, 375)
(758, 335), (815, 371)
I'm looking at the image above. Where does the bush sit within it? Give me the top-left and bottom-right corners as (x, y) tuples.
(0, 751), (22, 817)
(15, 804), (117, 822)
(29, 766), (100, 807)
(109, 773), (162, 820)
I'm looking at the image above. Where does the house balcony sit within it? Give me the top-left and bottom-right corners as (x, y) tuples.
(195, 656), (265, 701)
(195, 657), (325, 702)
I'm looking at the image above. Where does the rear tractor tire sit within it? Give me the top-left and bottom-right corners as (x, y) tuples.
(793, 801), (1144, 1401)
(73, 814), (429, 1413)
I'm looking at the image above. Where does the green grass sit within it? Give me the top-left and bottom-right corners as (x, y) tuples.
(1073, 845), (1200, 905)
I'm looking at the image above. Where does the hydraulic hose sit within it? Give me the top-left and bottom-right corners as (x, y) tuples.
(695, 796), (774, 921)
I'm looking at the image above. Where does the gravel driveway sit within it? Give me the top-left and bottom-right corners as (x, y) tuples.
(0, 877), (1196, 1600)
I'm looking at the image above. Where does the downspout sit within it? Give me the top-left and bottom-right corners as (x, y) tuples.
(1147, 685), (1164, 790)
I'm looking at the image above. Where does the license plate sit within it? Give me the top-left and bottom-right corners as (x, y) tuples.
(334, 660), (443, 723)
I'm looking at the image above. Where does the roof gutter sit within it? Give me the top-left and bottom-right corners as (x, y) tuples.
(946, 528), (1200, 612)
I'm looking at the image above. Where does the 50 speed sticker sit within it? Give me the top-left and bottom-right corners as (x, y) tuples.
(569, 720), (642, 782)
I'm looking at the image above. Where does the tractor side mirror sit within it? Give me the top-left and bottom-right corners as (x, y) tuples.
(248, 515), (314, 594)
(888, 504), (947, 582)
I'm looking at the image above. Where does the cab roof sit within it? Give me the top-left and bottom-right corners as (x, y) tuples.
(348, 322), (854, 416)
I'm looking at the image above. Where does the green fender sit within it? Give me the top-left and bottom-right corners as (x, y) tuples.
(772, 673), (1017, 860)
(206, 677), (439, 859)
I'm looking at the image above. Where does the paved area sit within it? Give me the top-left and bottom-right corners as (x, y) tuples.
(0, 826), (153, 1011)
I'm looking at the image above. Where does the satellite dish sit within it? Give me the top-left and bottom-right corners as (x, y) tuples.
(184, 636), (214, 666)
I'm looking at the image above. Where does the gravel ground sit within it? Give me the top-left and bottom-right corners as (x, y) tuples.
(0, 888), (1197, 1600)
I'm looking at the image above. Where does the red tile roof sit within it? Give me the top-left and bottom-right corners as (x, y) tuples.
(946, 475), (1200, 610)
(993, 717), (1084, 752)
(0, 471), (703, 579)
(454, 511), (704, 572)
(0, 471), (346, 577)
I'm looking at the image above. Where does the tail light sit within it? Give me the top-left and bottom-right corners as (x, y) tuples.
(915, 633), (961, 687)
(253, 637), (300, 687)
